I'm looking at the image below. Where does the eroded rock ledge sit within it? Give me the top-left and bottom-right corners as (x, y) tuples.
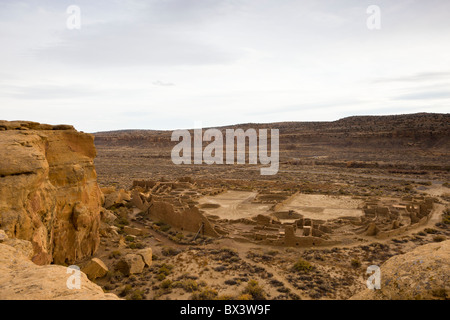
(0, 242), (118, 300)
(0, 120), (103, 265)
(351, 240), (450, 300)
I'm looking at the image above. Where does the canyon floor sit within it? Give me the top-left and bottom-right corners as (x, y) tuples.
(84, 113), (450, 300)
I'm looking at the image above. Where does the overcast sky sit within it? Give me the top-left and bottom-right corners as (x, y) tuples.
(1, 0), (449, 132)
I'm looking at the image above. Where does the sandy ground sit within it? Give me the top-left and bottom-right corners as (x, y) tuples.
(277, 194), (365, 220)
(198, 190), (272, 219)
(198, 191), (366, 221)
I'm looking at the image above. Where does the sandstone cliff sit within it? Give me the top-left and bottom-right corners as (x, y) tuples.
(0, 121), (103, 265)
(351, 240), (450, 300)
(0, 242), (118, 300)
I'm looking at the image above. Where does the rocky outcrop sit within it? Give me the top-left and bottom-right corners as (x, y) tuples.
(351, 240), (450, 300)
(0, 243), (118, 300)
(0, 121), (103, 265)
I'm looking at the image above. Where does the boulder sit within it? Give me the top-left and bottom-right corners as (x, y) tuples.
(99, 223), (120, 237)
(130, 190), (150, 211)
(115, 254), (145, 275)
(100, 208), (117, 224)
(136, 248), (153, 267)
(104, 189), (131, 209)
(81, 258), (109, 280)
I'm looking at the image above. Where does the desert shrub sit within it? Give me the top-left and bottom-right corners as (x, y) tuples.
(155, 221), (171, 232)
(182, 279), (198, 292)
(424, 228), (438, 234)
(269, 279), (284, 287)
(236, 294), (252, 300)
(241, 280), (266, 300)
(224, 279), (238, 286)
(116, 216), (129, 226)
(277, 287), (290, 293)
(214, 265), (227, 272)
(443, 208), (450, 224)
(266, 250), (279, 256)
(351, 259), (362, 268)
(289, 293), (301, 300)
(129, 242), (145, 249)
(198, 280), (207, 287)
(160, 279), (173, 289)
(109, 250), (122, 259)
(431, 288), (447, 299)
(176, 233), (184, 240)
(156, 273), (166, 281)
(158, 263), (173, 275)
(191, 288), (218, 300)
(162, 246), (180, 256)
(433, 235), (446, 242)
(125, 235), (135, 242)
(137, 242), (146, 249)
(119, 284), (133, 297)
(293, 258), (314, 273)
(156, 263), (174, 281)
(129, 289), (145, 300)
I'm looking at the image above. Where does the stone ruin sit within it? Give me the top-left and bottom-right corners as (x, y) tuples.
(130, 179), (219, 238)
(357, 196), (435, 239)
(117, 179), (436, 248)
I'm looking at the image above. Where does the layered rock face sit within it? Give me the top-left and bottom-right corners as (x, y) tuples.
(0, 121), (103, 265)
